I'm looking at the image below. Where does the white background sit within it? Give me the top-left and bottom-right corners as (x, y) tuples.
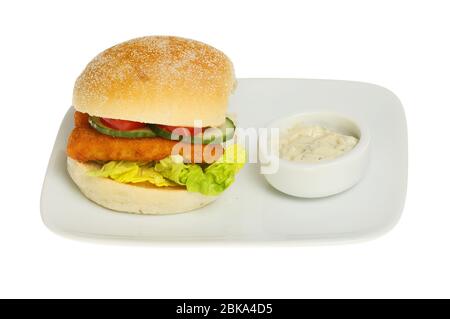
(0, 0), (449, 298)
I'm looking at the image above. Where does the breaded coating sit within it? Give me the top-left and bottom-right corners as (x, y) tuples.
(67, 112), (222, 163)
(74, 111), (90, 128)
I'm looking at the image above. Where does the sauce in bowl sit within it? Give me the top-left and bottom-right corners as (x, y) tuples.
(279, 123), (359, 163)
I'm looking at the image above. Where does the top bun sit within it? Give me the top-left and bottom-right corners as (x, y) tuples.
(73, 36), (236, 127)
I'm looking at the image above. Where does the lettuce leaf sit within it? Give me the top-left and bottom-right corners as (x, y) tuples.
(155, 144), (246, 196)
(88, 161), (176, 187)
(88, 144), (246, 196)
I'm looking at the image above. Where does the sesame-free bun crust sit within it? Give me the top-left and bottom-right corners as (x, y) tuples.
(67, 157), (218, 215)
(73, 36), (235, 127)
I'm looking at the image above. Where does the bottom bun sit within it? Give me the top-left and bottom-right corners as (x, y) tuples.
(67, 157), (218, 215)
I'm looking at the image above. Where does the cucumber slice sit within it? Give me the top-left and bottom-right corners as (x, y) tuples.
(88, 116), (156, 138)
(149, 117), (236, 144)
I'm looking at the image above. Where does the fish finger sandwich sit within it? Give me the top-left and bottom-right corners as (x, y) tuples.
(67, 36), (245, 215)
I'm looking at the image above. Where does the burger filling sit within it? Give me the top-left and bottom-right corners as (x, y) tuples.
(67, 112), (245, 196)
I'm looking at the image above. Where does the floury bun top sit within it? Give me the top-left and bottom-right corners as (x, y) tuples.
(72, 36), (236, 127)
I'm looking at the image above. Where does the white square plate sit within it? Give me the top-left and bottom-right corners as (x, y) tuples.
(41, 79), (408, 244)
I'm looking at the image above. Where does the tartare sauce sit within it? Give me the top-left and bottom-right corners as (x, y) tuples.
(279, 123), (358, 163)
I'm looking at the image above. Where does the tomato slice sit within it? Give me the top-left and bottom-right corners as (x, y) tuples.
(101, 118), (147, 131)
(156, 124), (206, 136)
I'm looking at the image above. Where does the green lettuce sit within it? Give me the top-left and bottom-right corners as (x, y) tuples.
(155, 144), (246, 195)
(88, 144), (246, 196)
(88, 161), (176, 187)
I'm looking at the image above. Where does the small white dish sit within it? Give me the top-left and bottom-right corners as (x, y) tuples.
(260, 112), (371, 198)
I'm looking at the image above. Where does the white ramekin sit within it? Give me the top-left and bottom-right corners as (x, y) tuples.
(259, 112), (371, 198)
